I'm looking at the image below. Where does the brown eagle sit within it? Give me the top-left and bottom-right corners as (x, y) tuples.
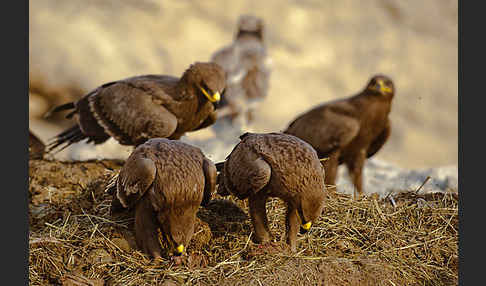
(45, 62), (225, 153)
(216, 132), (326, 252)
(210, 15), (271, 126)
(106, 138), (217, 258)
(284, 75), (395, 198)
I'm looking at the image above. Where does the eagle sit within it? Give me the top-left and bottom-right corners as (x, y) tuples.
(45, 62), (225, 153)
(284, 75), (395, 198)
(106, 138), (217, 259)
(216, 132), (326, 252)
(210, 15), (271, 128)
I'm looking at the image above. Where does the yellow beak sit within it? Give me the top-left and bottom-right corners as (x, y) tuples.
(302, 222), (312, 231)
(176, 244), (185, 254)
(200, 87), (221, 103)
(380, 86), (393, 94)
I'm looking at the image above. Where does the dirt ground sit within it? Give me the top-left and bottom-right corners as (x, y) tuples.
(29, 158), (458, 285)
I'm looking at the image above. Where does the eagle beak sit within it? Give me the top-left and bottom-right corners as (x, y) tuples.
(200, 87), (221, 103)
(300, 221), (312, 234)
(376, 80), (392, 95)
(212, 91), (221, 102)
(175, 244), (185, 256)
(302, 221), (312, 230)
(380, 86), (393, 95)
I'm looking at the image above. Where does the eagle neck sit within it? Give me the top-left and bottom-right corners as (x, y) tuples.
(176, 72), (198, 101)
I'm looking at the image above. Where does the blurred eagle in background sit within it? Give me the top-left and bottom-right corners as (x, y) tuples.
(210, 14), (272, 130)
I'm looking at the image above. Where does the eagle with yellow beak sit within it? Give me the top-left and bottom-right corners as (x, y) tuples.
(216, 132), (327, 252)
(284, 75), (395, 198)
(45, 62), (225, 152)
(107, 138), (217, 259)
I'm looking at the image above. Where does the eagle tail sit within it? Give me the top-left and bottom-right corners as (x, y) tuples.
(43, 102), (75, 118)
(45, 125), (87, 154)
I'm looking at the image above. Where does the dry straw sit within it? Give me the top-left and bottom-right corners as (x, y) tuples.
(29, 159), (458, 286)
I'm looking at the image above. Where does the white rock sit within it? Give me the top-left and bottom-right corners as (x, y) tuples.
(336, 158), (458, 198)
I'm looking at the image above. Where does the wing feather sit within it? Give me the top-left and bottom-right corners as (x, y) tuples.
(224, 142), (271, 199)
(285, 104), (360, 156)
(366, 119), (391, 158)
(201, 158), (217, 206)
(88, 78), (178, 145)
(116, 156), (157, 209)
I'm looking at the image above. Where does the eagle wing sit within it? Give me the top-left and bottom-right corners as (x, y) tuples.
(285, 103), (360, 157)
(238, 41), (271, 102)
(223, 140), (272, 200)
(211, 45), (240, 76)
(201, 157), (217, 206)
(115, 155), (157, 209)
(86, 76), (178, 145)
(366, 119), (391, 158)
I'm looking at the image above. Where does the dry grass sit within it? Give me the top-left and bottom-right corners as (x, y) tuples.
(29, 159), (458, 286)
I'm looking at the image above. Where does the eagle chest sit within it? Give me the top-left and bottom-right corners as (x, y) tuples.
(177, 101), (213, 131)
(359, 105), (390, 143)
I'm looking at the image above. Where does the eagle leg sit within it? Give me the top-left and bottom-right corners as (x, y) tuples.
(248, 193), (271, 244)
(285, 205), (299, 252)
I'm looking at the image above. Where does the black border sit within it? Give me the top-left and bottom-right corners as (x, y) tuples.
(458, 1), (463, 283)
(458, 1), (478, 285)
(22, 1), (465, 285)
(9, 0), (28, 284)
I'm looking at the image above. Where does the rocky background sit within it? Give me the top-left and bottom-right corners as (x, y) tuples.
(29, 0), (458, 196)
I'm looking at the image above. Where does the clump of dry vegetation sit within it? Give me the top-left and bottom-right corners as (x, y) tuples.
(29, 159), (458, 286)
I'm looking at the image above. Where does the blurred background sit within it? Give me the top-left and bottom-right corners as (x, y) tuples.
(29, 0), (458, 169)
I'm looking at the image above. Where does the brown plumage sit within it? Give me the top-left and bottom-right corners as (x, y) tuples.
(45, 62), (226, 153)
(217, 132), (326, 252)
(284, 75), (395, 198)
(210, 15), (271, 126)
(29, 130), (45, 159)
(106, 138), (217, 258)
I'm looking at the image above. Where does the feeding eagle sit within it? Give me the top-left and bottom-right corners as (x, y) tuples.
(216, 132), (327, 252)
(107, 138), (217, 258)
